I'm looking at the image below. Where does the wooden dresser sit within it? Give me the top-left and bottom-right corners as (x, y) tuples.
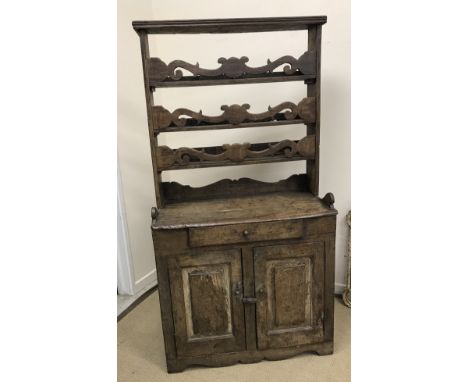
(133, 16), (337, 373)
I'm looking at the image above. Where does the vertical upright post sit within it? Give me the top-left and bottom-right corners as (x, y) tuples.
(138, 31), (163, 207)
(306, 26), (322, 196)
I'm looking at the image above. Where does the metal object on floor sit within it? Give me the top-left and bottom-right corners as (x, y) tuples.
(342, 211), (351, 308)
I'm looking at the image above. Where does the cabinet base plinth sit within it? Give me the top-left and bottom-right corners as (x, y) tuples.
(166, 341), (334, 373)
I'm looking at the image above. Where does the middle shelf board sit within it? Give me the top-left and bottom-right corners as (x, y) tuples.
(150, 73), (316, 88)
(155, 118), (307, 133)
(152, 97), (316, 133)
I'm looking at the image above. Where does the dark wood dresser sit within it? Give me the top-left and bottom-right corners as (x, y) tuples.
(133, 16), (337, 373)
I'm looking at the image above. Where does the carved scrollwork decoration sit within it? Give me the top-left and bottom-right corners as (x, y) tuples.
(162, 174), (310, 203)
(153, 97), (316, 131)
(148, 51), (316, 81)
(156, 136), (315, 170)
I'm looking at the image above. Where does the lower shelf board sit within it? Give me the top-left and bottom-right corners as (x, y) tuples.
(166, 341), (333, 373)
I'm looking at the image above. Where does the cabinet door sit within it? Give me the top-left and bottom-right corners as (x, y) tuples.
(168, 249), (245, 357)
(254, 242), (325, 349)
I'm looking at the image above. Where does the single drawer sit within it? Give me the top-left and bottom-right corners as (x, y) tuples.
(188, 220), (304, 247)
(304, 216), (336, 236)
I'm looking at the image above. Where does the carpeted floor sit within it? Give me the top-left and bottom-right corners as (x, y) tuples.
(118, 291), (350, 382)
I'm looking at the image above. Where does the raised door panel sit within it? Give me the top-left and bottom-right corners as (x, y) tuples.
(168, 249), (245, 357)
(254, 242), (325, 349)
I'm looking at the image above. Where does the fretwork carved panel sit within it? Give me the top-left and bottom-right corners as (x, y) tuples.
(155, 136), (316, 170)
(152, 97), (316, 132)
(148, 51), (316, 81)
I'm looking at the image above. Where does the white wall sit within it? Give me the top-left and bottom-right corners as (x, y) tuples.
(118, 0), (157, 293)
(118, 0), (350, 291)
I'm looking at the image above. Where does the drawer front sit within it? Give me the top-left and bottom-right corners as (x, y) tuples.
(304, 216), (336, 235)
(188, 220), (304, 248)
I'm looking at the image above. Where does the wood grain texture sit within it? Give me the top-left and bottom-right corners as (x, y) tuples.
(184, 264), (231, 337)
(255, 242), (325, 350)
(138, 31), (164, 206)
(152, 255), (177, 363)
(272, 260), (310, 327)
(152, 97), (315, 132)
(135, 15), (336, 373)
(188, 220), (303, 247)
(306, 25), (322, 196)
(166, 341), (333, 373)
(156, 136), (315, 171)
(153, 216), (337, 257)
(167, 250), (245, 357)
(150, 72), (316, 88)
(162, 174), (309, 204)
(240, 246), (257, 351)
(152, 192), (337, 230)
(152, 215), (336, 371)
(133, 16), (327, 34)
(324, 234), (336, 343)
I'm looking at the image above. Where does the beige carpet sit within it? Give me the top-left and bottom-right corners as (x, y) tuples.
(118, 291), (350, 382)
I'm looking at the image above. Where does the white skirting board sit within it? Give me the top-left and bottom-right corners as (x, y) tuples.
(117, 166), (135, 296)
(118, 279), (158, 317)
(134, 268), (157, 291)
(334, 282), (346, 295)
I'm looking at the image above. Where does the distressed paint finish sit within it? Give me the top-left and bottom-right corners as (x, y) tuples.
(183, 264), (231, 338)
(188, 220), (303, 247)
(272, 259), (310, 328)
(162, 174), (309, 203)
(152, 192), (336, 230)
(255, 242), (325, 350)
(168, 250), (245, 357)
(134, 16), (336, 373)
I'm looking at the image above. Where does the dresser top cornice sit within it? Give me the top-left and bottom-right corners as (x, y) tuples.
(132, 16), (327, 34)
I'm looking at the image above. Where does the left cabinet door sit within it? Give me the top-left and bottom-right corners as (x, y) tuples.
(167, 249), (246, 357)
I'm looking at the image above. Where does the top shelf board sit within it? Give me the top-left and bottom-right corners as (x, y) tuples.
(132, 16), (327, 34)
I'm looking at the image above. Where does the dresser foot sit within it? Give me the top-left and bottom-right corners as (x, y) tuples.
(166, 360), (186, 373)
(313, 341), (334, 355)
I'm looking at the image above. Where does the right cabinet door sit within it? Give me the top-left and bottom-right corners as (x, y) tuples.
(254, 241), (325, 349)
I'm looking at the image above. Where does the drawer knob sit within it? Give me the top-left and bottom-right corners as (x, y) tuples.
(243, 229), (250, 237)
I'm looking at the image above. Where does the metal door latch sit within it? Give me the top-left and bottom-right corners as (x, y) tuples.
(242, 297), (257, 304)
